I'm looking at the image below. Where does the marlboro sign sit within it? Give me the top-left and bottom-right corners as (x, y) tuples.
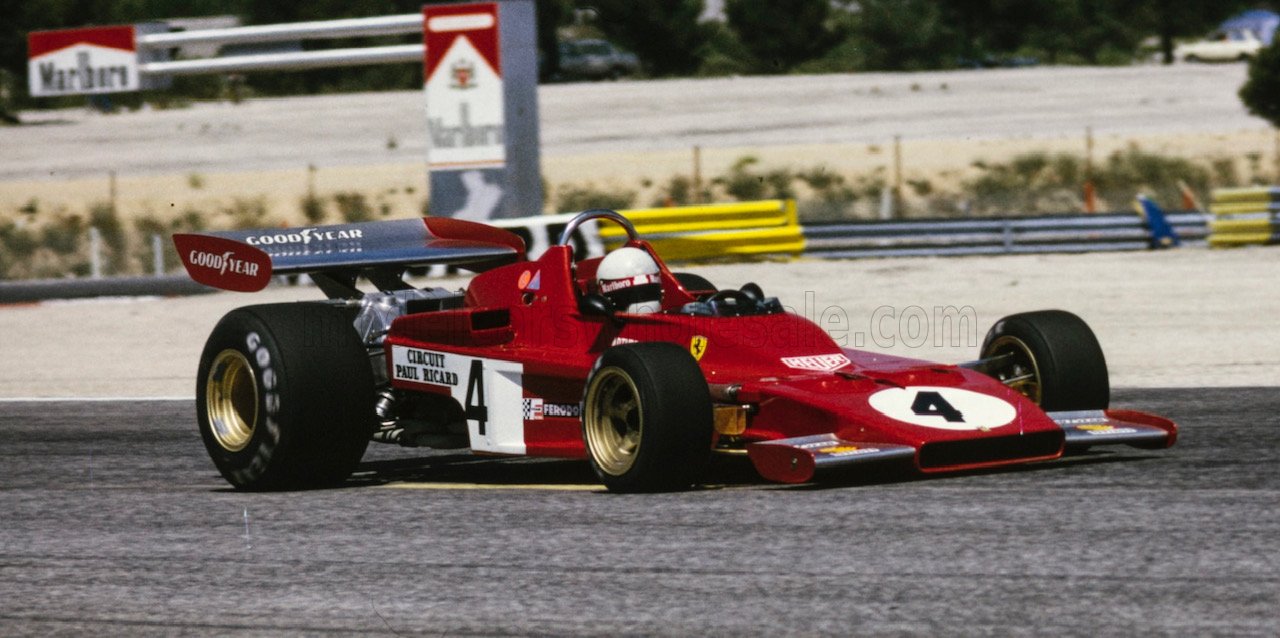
(424, 3), (505, 169)
(28, 26), (139, 97)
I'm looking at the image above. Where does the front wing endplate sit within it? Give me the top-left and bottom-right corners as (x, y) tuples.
(746, 434), (915, 484)
(1050, 409), (1178, 450)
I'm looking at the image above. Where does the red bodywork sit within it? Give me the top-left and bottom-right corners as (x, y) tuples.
(381, 237), (1177, 484)
(177, 216), (1177, 484)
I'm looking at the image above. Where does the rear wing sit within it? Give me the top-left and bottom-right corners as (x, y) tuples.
(174, 218), (525, 296)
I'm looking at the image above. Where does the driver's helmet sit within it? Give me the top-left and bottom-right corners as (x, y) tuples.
(597, 247), (662, 314)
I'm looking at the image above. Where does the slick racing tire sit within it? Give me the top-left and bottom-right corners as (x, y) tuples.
(581, 342), (713, 493)
(197, 303), (376, 490)
(980, 309), (1109, 411)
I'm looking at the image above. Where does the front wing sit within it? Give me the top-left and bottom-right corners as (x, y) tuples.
(745, 409), (1177, 484)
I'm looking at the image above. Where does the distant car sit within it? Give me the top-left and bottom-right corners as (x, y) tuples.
(1175, 29), (1263, 62)
(554, 39), (640, 81)
(955, 54), (1039, 69)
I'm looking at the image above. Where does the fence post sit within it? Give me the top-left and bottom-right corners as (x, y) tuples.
(893, 135), (903, 217)
(89, 227), (103, 279)
(879, 187), (893, 220)
(1002, 221), (1014, 253)
(152, 233), (164, 275)
(692, 145), (703, 204)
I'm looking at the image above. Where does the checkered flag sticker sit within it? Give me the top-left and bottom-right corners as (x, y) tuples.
(522, 398), (544, 421)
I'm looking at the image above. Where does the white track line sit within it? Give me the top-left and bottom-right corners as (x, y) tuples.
(378, 481), (601, 492)
(0, 396), (193, 402)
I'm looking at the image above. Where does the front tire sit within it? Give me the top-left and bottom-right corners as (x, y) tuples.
(980, 310), (1109, 411)
(581, 343), (713, 492)
(197, 303), (376, 490)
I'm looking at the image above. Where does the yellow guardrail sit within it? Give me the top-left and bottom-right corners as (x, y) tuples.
(599, 200), (805, 261)
(1208, 187), (1280, 205)
(1208, 188), (1280, 247)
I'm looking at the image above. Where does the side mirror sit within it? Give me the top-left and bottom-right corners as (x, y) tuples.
(579, 293), (619, 321)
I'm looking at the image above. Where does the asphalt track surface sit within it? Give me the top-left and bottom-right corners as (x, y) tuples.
(1, 388), (1277, 636)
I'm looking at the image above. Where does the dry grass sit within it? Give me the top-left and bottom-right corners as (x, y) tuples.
(0, 129), (1273, 278)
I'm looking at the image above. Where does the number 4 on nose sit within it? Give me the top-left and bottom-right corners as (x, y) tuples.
(911, 391), (965, 423)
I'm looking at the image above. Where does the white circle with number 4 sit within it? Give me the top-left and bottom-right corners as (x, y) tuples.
(868, 386), (1017, 431)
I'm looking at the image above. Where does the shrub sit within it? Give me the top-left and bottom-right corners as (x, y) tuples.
(222, 197), (271, 229)
(650, 174), (712, 207)
(714, 155), (797, 201)
(1092, 147), (1212, 208)
(0, 221), (37, 279)
(962, 148), (1217, 214)
(301, 194), (326, 224)
(554, 183), (637, 212)
(40, 215), (84, 255)
(334, 192), (374, 222)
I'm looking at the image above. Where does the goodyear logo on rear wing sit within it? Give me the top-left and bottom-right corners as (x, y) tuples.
(245, 227), (365, 246)
(173, 233), (273, 292)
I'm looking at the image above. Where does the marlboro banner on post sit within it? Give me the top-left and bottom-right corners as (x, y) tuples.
(424, 3), (505, 170)
(28, 26), (139, 97)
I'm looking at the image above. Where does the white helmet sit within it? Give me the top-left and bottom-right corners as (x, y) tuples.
(597, 247), (662, 314)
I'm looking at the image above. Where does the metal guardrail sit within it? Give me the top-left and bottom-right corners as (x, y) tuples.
(0, 275), (213, 304)
(801, 211), (1208, 259)
(137, 14), (424, 76)
(3, 209), (1213, 302)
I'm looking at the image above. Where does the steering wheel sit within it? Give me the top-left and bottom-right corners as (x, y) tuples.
(558, 209), (639, 246)
(706, 289), (758, 316)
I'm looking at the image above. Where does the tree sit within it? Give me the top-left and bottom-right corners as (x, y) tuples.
(849, 0), (961, 71)
(1241, 42), (1280, 128)
(536, 0), (571, 80)
(588, 0), (709, 76)
(724, 0), (842, 73)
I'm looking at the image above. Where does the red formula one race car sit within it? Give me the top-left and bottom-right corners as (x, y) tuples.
(176, 210), (1176, 492)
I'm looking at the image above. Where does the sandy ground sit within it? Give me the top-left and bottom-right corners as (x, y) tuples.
(1, 246), (1275, 398)
(1, 64), (1272, 222)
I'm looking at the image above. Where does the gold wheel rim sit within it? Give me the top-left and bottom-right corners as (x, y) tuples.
(206, 349), (259, 452)
(984, 335), (1042, 405)
(584, 367), (643, 476)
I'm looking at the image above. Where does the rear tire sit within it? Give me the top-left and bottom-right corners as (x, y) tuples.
(581, 343), (713, 492)
(980, 310), (1109, 411)
(196, 303), (376, 490)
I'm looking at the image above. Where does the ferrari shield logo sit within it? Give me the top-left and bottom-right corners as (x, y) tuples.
(689, 335), (708, 361)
